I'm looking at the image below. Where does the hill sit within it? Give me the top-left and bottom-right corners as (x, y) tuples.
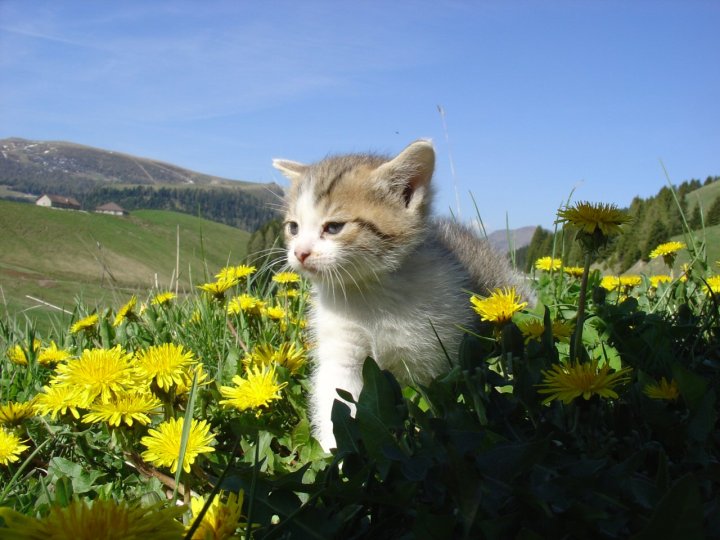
(0, 199), (250, 331)
(0, 137), (283, 230)
(520, 175), (720, 273)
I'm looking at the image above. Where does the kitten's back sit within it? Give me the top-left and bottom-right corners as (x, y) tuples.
(432, 218), (534, 300)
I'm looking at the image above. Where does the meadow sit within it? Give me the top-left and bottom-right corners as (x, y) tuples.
(0, 200), (249, 334)
(0, 200), (718, 539)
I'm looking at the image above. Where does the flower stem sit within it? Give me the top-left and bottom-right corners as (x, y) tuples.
(572, 252), (592, 362)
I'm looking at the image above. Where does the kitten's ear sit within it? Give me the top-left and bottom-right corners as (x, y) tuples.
(375, 140), (435, 207)
(272, 159), (308, 183)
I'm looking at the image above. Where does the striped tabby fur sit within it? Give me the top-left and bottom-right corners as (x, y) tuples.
(274, 140), (532, 450)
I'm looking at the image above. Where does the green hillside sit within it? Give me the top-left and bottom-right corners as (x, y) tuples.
(0, 200), (250, 331)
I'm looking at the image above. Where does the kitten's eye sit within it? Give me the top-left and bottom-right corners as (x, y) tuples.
(287, 221), (299, 236)
(323, 222), (345, 235)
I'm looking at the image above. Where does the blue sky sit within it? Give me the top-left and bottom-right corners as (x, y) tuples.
(1, 1), (718, 232)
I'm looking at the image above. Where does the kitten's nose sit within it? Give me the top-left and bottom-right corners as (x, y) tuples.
(295, 249), (311, 264)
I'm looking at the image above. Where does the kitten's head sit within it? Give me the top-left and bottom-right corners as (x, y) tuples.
(273, 140), (435, 286)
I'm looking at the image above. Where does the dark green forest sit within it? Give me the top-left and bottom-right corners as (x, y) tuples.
(517, 175), (720, 272)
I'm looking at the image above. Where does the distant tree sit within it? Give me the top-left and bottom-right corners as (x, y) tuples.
(523, 226), (552, 272)
(642, 219), (670, 261)
(707, 197), (720, 227)
(689, 205), (703, 230)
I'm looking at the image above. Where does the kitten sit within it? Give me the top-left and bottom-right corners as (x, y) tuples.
(273, 140), (532, 451)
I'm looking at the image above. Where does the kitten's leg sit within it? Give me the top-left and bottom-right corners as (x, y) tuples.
(311, 334), (368, 452)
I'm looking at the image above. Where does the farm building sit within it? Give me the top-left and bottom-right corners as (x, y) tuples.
(94, 202), (128, 216)
(35, 194), (81, 210)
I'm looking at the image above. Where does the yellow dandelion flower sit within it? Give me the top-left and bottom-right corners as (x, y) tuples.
(0, 499), (185, 540)
(33, 384), (82, 420)
(220, 365), (287, 414)
(227, 294), (265, 316)
(0, 399), (37, 427)
(265, 305), (287, 320)
(243, 342), (306, 373)
(619, 275), (642, 289)
(141, 417), (216, 474)
(190, 309), (202, 324)
(174, 364), (211, 396)
(706, 275), (720, 295)
(135, 343), (197, 391)
(53, 345), (137, 407)
(649, 275), (673, 289)
(216, 264), (256, 282)
(113, 295), (137, 327)
(151, 291), (176, 306)
(197, 278), (238, 298)
(37, 340), (72, 366)
(189, 490), (247, 540)
(470, 287), (527, 325)
(277, 288), (300, 299)
(556, 201), (631, 238)
(649, 241), (686, 260)
(82, 391), (162, 427)
(518, 319), (574, 344)
(600, 276), (621, 291)
(534, 257), (562, 272)
(537, 360), (632, 404)
(272, 271), (301, 285)
(0, 427), (30, 466)
(563, 266), (585, 278)
(6, 344), (28, 366)
(70, 313), (99, 334)
(643, 377), (679, 401)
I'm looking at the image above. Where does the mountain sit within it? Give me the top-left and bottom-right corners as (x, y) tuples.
(486, 226), (537, 253)
(0, 137), (283, 230)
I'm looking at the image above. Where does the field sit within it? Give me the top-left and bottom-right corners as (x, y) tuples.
(0, 200), (250, 332)
(0, 200), (718, 539)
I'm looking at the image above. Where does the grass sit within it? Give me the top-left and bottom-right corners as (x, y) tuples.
(0, 200), (250, 332)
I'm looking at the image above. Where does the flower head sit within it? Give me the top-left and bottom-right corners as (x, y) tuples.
(537, 360), (632, 404)
(151, 291), (176, 306)
(643, 377), (679, 401)
(470, 287), (527, 325)
(518, 319), (574, 344)
(534, 257), (562, 272)
(0, 399), (37, 427)
(82, 391), (162, 427)
(141, 417), (216, 474)
(197, 279), (238, 299)
(37, 341), (72, 365)
(563, 266), (585, 278)
(244, 342), (306, 373)
(706, 275), (720, 295)
(556, 201), (630, 252)
(220, 365), (287, 414)
(53, 345), (137, 407)
(649, 275), (673, 289)
(33, 384), (82, 420)
(227, 294), (265, 316)
(135, 343), (197, 391)
(600, 275), (621, 292)
(0, 427), (29, 466)
(0, 499), (185, 540)
(6, 344), (28, 366)
(70, 313), (99, 334)
(189, 490), (246, 540)
(272, 271), (301, 285)
(113, 295), (137, 327)
(649, 241), (686, 267)
(216, 265), (256, 282)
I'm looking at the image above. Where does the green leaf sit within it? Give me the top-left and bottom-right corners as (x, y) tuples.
(672, 362), (708, 410)
(631, 474), (704, 540)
